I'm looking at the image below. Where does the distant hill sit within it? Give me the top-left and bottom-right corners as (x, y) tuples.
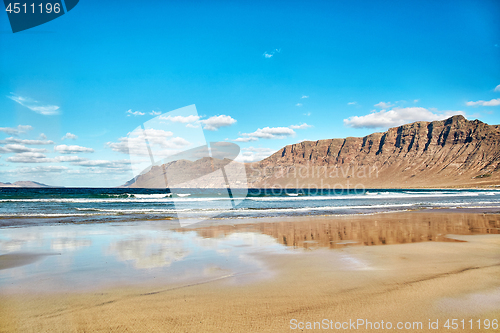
(0, 181), (56, 188)
(123, 115), (500, 189)
(121, 157), (247, 189)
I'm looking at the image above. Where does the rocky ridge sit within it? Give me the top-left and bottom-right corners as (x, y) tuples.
(124, 115), (500, 188)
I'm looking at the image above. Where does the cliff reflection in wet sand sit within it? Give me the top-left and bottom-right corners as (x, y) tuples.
(185, 212), (500, 250)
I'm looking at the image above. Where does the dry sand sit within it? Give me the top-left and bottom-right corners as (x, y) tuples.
(1, 211), (500, 332)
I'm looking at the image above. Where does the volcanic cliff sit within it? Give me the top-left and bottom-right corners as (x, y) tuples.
(124, 115), (500, 188)
(247, 115), (500, 188)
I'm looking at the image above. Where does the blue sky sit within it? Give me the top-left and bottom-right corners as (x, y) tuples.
(0, 0), (499, 187)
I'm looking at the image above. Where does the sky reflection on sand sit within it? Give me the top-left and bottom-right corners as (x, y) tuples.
(1, 212), (499, 294)
(0, 222), (283, 293)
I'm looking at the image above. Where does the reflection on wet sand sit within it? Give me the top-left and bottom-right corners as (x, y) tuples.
(186, 212), (500, 249)
(0, 253), (59, 270)
(107, 235), (189, 269)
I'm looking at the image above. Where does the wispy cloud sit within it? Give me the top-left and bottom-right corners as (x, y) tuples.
(71, 159), (130, 168)
(159, 114), (200, 123)
(466, 98), (500, 107)
(7, 94), (60, 115)
(290, 123), (312, 129)
(374, 101), (395, 109)
(301, 95), (309, 99)
(296, 103), (303, 107)
(126, 109), (145, 116)
(263, 48), (281, 58)
(6, 165), (68, 175)
(150, 111), (161, 116)
(303, 112), (311, 116)
(233, 137), (258, 142)
(242, 127), (296, 140)
(238, 122), (312, 141)
(159, 113), (236, 131)
(347, 101), (357, 105)
(200, 115), (237, 131)
(0, 144), (48, 154)
(55, 155), (87, 162)
(54, 145), (94, 154)
(106, 129), (189, 155)
(0, 125), (32, 136)
(235, 147), (276, 163)
(61, 132), (78, 140)
(9, 166), (69, 173)
(6, 152), (53, 163)
(494, 84), (500, 92)
(0, 137), (53, 145)
(344, 107), (466, 129)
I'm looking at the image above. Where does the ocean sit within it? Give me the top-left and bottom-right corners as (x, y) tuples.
(1, 187), (499, 226)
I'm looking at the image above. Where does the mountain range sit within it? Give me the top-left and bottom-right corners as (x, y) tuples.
(124, 115), (500, 189)
(0, 181), (54, 188)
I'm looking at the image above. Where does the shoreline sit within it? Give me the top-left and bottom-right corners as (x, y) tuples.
(0, 206), (499, 229)
(1, 210), (500, 332)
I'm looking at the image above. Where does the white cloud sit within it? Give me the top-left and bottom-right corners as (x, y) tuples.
(55, 155), (86, 162)
(233, 137), (258, 142)
(242, 126), (295, 139)
(303, 112), (311, 116)
(158, 114), (236, 131)
(0, 137), (54, 145)
(466, 98), (500, 107)
(263, 48), (281, 58)
(72, 159), (130, 168)
(343, 107), (466, 129)
(236, 147), (276, 163)
(13, 166), (68, 173)
(347, 102), (357, 105)
(7, 94), (60, 115)
(0, 144), (48, 154)
(39, 133), (47, 139)
(494, 85), (500, 92)
(61, 132), (78, 140)
(238, 123), (310, 141)
(0, 125), (32, 136)
(54, 145), (94, 154)
(301, 95), (309, 99)
(200, 115), (237, 131)
(126, 109), (145, 116)
(106, 129), (189, 155)
(296, 103), (303, 107)
(290, 123), (312, 129)
(6, 152), (53, 163)
(374, 101), (394, 109)
(150, 111), (161, 116)
(159, 114), (200, 123)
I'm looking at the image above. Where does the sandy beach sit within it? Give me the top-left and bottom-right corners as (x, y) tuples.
(1, 210), (500, 332)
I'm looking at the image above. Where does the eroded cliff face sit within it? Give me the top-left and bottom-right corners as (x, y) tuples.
(124, 115), (500, 189)
(247, 115), (500, 188)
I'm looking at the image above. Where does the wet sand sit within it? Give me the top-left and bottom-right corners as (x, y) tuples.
(1, 210), (500, 332)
